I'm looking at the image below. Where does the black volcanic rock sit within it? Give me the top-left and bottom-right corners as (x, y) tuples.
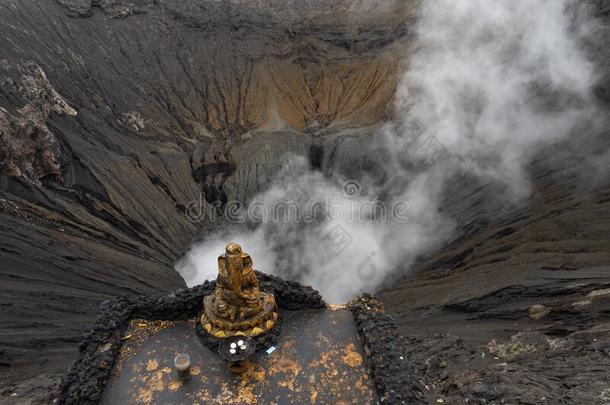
(56, 273), (324, 405)
(375, 116), (610, 403)
(349, 295), (425, 404)
(55, 0), (93, 17)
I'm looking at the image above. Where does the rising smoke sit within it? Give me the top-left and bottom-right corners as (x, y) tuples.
(177, 0), (600, 303)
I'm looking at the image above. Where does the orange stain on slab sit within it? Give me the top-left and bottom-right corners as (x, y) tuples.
(102, 311), (377, 404)
(342, 343), (364, 368)
(146, 359), (158, 372)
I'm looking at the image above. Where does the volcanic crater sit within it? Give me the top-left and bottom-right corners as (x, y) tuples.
(1, 0), (609, 404)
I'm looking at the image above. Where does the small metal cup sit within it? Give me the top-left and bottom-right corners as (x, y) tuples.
(174, 353), (191, 381)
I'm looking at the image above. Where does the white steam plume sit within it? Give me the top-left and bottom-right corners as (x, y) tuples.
(177, 0), (599, 303)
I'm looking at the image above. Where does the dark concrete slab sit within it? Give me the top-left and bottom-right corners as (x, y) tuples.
(101, 308), (376, 405)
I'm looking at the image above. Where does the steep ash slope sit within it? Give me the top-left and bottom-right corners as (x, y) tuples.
(377, 126), (610, 403)
(374, 4), (610, 401)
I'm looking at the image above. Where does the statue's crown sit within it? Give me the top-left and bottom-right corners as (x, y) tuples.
(226, 242), (242, 255)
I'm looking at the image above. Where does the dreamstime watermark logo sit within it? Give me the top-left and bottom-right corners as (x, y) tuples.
(182, 113), (449, 284)
(341, 179), (361, 198)
(182, 179), (423, 285)
(311, 223), (354, 255)
(184, 179), (422, 226)
(397, 113), (448, 167)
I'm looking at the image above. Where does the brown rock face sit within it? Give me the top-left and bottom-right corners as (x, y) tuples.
(0, 61), (76, 181)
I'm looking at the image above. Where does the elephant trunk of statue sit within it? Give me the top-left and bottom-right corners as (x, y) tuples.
(227, 251), (247, 302)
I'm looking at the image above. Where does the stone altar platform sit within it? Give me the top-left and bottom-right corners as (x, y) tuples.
(100, 308), (376, 405)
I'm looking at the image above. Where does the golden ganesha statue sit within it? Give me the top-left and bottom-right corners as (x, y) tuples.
(200, 243), (278, 338)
